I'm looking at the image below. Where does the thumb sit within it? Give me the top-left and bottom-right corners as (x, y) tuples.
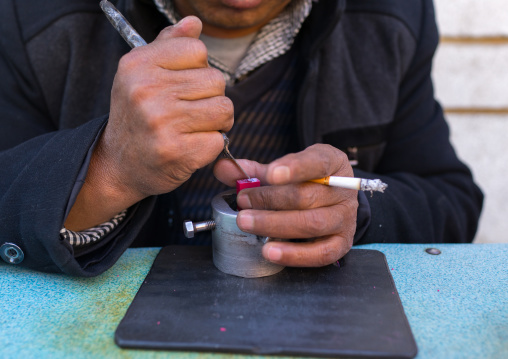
(156, 16), (203, 40)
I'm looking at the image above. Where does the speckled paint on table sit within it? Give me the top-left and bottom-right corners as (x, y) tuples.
(364, 244), (508, 359)
(0, 244), (507, 359)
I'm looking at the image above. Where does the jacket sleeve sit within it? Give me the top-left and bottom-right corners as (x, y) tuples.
(354, 0), (483, 244)
(0, 1), (155, 276)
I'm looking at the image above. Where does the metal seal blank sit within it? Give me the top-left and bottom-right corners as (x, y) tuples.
(211, 190), (285, 278)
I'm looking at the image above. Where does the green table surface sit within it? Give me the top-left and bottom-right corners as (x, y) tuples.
(1, 243), (507, 359)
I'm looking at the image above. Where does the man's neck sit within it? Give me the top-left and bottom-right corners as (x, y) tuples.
(200, 32), (257, 73)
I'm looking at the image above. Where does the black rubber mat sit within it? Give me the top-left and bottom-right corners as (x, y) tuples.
(116, 246), (417, 358)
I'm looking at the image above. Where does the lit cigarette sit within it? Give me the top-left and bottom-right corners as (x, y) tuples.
(310, 176), (388, 193)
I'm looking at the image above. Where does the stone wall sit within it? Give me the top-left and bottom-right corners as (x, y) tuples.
(432, 0), (508, 243)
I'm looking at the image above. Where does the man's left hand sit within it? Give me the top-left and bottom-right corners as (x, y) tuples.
(213, 144), (358, 267)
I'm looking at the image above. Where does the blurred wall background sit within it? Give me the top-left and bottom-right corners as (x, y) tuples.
(432, 0), (508, 243)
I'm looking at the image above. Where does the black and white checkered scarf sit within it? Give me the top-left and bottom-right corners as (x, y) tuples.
(153, 0), (314, 84)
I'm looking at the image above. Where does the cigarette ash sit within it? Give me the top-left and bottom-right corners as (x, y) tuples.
(360, 179), (388, 195)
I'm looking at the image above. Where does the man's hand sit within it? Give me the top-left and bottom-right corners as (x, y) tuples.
(65, 17), (233, 230)
(214, 144), (358, 267)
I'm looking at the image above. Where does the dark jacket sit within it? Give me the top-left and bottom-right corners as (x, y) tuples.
(0, 0), (483, 276)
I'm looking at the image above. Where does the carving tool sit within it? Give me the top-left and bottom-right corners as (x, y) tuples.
(310, 176), (388, 193)
(222, 134), (250, 179)
(100, 0), (249, 178)
(100, 0), (146, 48)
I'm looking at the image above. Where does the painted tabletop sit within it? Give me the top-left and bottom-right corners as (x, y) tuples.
(0, 243), (507, 359)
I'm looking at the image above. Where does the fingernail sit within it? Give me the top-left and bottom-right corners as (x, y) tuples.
(236, 193), (252, 209)
(267, 246), (283, 261)
(272, 166), (290, 183)
(237, 212), (254, 232)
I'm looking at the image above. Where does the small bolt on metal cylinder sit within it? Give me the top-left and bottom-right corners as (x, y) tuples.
(183, 220), (216, 238)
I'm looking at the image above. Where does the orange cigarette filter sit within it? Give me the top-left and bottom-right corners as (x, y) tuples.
(309, 176), (330, 186)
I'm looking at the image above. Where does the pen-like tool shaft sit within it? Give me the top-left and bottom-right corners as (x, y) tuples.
(100, 0), (147, 48)
(223, 134), (250, 179)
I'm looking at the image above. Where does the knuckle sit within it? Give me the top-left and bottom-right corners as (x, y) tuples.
(154, 131), (178, 154)
(158, 26), (174, 38)
(150, 139), (171, 165)
(292, 248), (309, 265)
(206, 97), (234, 131)
(334, 149), (353, 176)
(308, 143), (321, 151)
(315, 151), (332, 177)
(348, 196), (359, 212)
(167, 164), (193, 184)
(318, 241), (342, 266)
(187, 39), (208, 64)
(224, 116), (235, 131)
(118, 50), (146, 72)
(118, 53), (136, 73)
(310, 144), (350, 177)
(214, 96), (234, 117)
(191, 137), (224, 169)
(298, 187), (319, 209)
(318, 143), (339, 155)
(253, 188), (288, 210)
(256, 190), (272, 209)
(335, 148), (348, 163)
(152, 143), (167, 163)
(345, 235), (354, 250)
(209, 132), (226, 158)
(206, 68), (226, 89)
(301, 211), (328, 236)
(128, 80), (151, 105)
(342, 206), (358, 240)
(143, 108), (167, 132)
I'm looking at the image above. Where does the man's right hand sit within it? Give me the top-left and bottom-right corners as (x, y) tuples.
(65, 16), (233, 231)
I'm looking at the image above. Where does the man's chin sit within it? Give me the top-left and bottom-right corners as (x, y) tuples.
(202, 13), (268, 33)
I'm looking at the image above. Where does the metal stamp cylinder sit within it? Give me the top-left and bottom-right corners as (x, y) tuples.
(211, 189), (285, 278)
